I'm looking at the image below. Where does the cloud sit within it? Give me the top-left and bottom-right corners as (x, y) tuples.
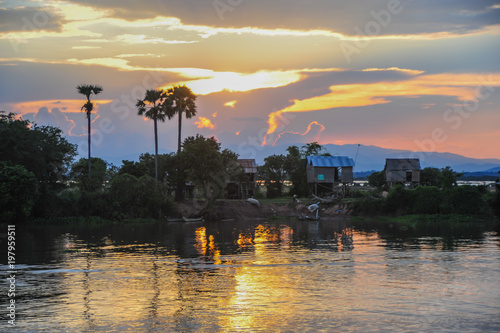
(271, 121), (326, 146)
(62, 0), (500, 36)
(195, 116), (215, 129)
(0, 7), (64, 33)
(32, 106), (76, 136)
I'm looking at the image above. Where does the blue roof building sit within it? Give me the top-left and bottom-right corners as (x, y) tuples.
(306, 155), (355, 195)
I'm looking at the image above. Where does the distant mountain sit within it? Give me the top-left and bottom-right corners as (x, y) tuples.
(224, 142), (500, 172)
(98, 142), (500, 173)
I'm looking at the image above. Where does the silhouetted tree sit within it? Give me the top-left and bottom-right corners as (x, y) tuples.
(136, 89), (169, 181)
(77, 84), (103, 190)
(165, 85), (197, 201)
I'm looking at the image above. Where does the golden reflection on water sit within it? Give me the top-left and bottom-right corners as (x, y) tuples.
(19, 221), (499, 332)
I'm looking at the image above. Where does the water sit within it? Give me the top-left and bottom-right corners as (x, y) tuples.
(2, 219), (500, 332)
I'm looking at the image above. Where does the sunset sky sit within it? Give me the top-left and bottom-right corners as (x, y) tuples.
(1, 0), (499, 164)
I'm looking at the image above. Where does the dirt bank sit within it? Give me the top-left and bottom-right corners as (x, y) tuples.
(175, 199), (353, 221)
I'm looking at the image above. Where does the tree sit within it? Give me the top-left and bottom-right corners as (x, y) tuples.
(165, 85), (197, 201)
(0, 163), (37, 222)
(259, 154), (287, 198)
(70, 157), (108, 191)
(420, 167), (442, 187)
(165, 85), (197, 155)
(367, 170), (386, 188)
(136, 89), (169, 181)
(181, 135), (240, 214)
(77, 84), (103, 191)
(441, 166), (463, 189)
(301, 142), (327, 157)
(0, 111), (77, 218)
(284, 145), (307, 196)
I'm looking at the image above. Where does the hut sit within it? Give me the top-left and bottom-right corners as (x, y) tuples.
(306, 155), (354, 196)
(384, 158), (421, 187)
(226, 159), (257, 199)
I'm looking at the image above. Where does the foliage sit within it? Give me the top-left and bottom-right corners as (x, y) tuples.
(70, 157), (109, 192)
(0, 163), (38, 222)
(440, 186), (489, 215)
(408, 186), (441, 214)
(181, 135), (241, 212)
(0, 111), (77, 219)
(283, 146), (307, 196)
(367, 170), (386, 188)
(384, 184), (411, 215)
(440, 166), (463, 189)
(353, 184), (491, 217)
(420, 167), (442, 186)
(259, 154), (287, 198)
(301, 142), (329, 156)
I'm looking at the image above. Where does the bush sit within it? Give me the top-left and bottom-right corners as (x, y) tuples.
(440, 186), (490, 215)
(384, 184), (411, 215)
(409, 186), (442, 214)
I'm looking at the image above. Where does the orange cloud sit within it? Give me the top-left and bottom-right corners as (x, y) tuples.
(263, 72), (500, 144)
(266, 121), (325, 146)
(9, 99), (113, 116)
(195, 116), (215, 129)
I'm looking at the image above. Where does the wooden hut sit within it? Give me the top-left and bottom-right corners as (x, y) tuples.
(384, 158), (421, 187)
(306, 155), (354, 196)
(226, 159), (257, 199)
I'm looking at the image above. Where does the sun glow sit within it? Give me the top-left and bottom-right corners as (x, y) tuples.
(166, 70), (303, 95)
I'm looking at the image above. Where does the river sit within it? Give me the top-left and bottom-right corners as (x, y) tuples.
(3, 219), (500, 332)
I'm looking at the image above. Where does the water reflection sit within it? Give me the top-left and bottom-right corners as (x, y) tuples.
(9, 219), (500, 332)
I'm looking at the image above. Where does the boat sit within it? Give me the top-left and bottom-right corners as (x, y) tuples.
(182, 216), (204, 222)
(166, 216), (204, 222)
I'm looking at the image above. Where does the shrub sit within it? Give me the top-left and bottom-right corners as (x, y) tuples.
(440, 186), (489, 215)
(409, 186), (442, 214)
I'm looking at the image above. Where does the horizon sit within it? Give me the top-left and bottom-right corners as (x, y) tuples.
(1, 0), (499, 163)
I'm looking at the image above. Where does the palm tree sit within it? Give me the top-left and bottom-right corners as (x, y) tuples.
(77, 84), (103, 191)
(136, 89), (169, 181)
(166, 85), (197, 156)
(165, 85), (197, 201)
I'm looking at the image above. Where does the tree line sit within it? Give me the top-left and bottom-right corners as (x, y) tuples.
(1, 80), (499, 221)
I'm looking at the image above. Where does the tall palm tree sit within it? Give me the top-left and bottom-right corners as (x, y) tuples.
(165, 85), (197, 201)
(77, 84), (103, 191)
(166, 85), (197, 156)
(136, 89), (169, 181)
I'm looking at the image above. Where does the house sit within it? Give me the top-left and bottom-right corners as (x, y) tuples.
(226, 159), (257, 199)
(384, 158), (421, 187)
(306, 155), (355, 196)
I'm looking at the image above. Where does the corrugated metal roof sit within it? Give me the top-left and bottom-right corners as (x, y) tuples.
(306, 155), (355, 167)
(385, 158), (421, 171)
(237, 159), (257, 173)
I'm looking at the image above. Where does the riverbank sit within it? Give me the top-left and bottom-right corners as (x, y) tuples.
(14, 197), (499, 226)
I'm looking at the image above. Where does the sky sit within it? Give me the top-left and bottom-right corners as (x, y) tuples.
(1, 0), (499, 165)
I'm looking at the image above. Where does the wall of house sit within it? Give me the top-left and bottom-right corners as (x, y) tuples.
(306, 165), (336, 183)
(340, 167), (353, 183)
(386, 170), (420, 183)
